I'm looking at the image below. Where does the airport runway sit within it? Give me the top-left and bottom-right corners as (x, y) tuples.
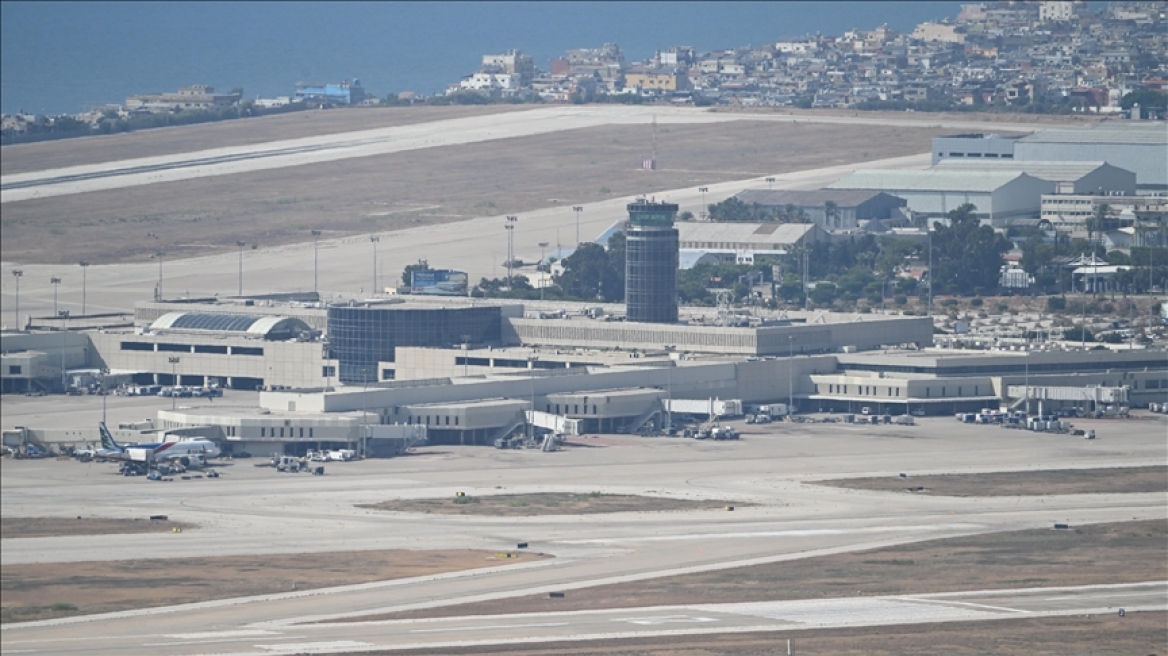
(0, 105), (1056, 205)
(2, 419), (1165, 655)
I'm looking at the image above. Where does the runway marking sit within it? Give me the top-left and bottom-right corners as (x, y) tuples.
(619, 614), (718, 625)
(255, 641), (373, 652)
(896, 598), (1027, 614)
(1043, 591), (1162, 601)
(410, 621), (569, 633)
(164, 629), (280, 639)
(562, 523), (971, 544)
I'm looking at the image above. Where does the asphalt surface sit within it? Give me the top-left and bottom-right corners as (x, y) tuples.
(2, 417), (1165, 655)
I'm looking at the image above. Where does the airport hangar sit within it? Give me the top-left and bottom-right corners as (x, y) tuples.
(5, 293), (1166, 455)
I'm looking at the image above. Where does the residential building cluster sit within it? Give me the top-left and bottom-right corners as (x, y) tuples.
(446, 1), (1166, 112)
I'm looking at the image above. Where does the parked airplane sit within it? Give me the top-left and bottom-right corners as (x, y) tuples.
(98, 422), (221, 463)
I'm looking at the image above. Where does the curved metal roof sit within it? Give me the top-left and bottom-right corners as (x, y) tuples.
(149, 312), (310, 337)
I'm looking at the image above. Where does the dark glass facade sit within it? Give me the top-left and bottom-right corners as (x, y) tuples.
(327, 306), (501, 384)
(625, 201), (679, 324)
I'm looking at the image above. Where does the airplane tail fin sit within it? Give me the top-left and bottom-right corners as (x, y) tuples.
(98, 422), (123, 451)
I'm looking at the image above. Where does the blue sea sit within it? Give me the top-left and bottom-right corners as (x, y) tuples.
(1, 1), (962, 115)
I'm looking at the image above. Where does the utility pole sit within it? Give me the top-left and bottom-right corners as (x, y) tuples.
(311, 230), (322, 294)
(79, 261), (89, 315)
(50, 276), (61, 318)
(528, 355), (538, 442)
(370, 235), (381, 295)
(236, 241), (247, 296)
(788, 335), (795, 418)
(156, 251), (165, 301)
(11, 269), (23, 330)
(927, 228), (933, 317)
(538, 242), (549, 301)
(572, 206), (583, 247)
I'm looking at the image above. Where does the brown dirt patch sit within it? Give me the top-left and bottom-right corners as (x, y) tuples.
(815, 466), (1168, 497)
(358, 493), (746, 517)
(0, 548), (546, 624)
(0, 516), (197, 539)
(366, 519), (1166, 621)
(2, 119), (959, 265)
(0, 106), (526, 175)
(378, 612), (1166, 656)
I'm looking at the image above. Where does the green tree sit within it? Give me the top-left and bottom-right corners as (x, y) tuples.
(707, 197), (773, 222)
(930, 204), (1011, 295)
(554, 239), (624, 302)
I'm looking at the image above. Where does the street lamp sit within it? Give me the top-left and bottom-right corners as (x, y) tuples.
(370, 235), (381, 295)
(788, 335), (795, 419)
(79, 261), (89, 315)
(11, 269), (23, 330)
(311, 230), (322, 294)
(528, 355), (538, 442)
(766, 177), (775, 190)
(99, 368), (109, 424)
(698, 187), (709, 218)
(538, 242), (549, 301)
(155, 252), (165, 301)
(505, 216), (518, 288)
(572, 206), (583, 247)
(168, 356), (181, 410)
(235, 241), (247, 296)
(50, 276), (61, 318)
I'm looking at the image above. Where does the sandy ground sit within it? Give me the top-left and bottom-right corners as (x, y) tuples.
(359, 493), (748, 516)
(379, 612), (1167, 656)
(815, 465), (1168, 496)
(0, 119), (955, 265)
(356, 519), (1167, 621)
(0, 517), (197, 539)
(0, 549), (547, 623)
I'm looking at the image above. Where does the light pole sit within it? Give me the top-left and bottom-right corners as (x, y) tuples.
(505, 216), (518, 288)
(927, 228), (933, 317)
(50, 276), (61, 318)
(60, 315), (68, 390)
(311, 230), (322, 294)
(788, 335), (795, 418)
(168, 356), (181, 409)
(370, 235), (381, 295)
(236, 241), (246, 296)
(99, 368), (109, 424)
(79, 261), (89, 315)
(698, 187), (709, 219)
(538, 242), (549, 301)
(155, 251), (165, 301)
(572, 206), (583, 247)
(8, 269), (22, 330)
(361, 366), (369, 457)
(528, 355), (538, 442)
(766, 177), (775, 190)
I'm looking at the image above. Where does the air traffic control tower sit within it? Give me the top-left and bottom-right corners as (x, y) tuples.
(625, 199), (679, 323)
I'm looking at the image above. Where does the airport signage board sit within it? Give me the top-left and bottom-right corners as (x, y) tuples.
(411, 269), (468, 296)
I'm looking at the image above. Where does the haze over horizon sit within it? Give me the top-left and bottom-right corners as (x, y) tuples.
(2, 1), (962, 115)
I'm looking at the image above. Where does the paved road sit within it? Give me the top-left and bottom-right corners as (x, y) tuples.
(2, 419), (1164, 655)
(3, 583), (1162, 655)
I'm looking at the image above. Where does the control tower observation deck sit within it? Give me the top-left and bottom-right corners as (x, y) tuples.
(625, 199), (679, 324)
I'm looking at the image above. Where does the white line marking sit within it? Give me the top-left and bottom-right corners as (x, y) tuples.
(899, 598), (1027, 613)
(620, 615), (719, 625)
(410, 621), (569, 634)
(1043, 591), (1163, 601)
(164, 630), (279, 639)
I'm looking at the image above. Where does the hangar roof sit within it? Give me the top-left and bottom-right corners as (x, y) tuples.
(150, 312), (311, 338)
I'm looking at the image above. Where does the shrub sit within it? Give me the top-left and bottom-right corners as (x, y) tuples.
(1047, 296), (1067, 311)
(970, 297), (983, 307)
(894, 294), (908, 306)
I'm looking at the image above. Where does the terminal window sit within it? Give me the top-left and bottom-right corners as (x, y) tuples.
(8, 365), (21, 374)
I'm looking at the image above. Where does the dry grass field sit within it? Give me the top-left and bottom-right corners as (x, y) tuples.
(359, 492), (747, 516)
(0, 548), (547, 623)
(366, 519), (1167, 620)
(0, 516), (197, 539)
(2, 119), (961, 264)
(815, 466), (1168, 497)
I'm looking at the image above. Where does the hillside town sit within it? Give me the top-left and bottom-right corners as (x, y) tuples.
(3, 0), (1166, 143)
(443, 1), (1166, 113)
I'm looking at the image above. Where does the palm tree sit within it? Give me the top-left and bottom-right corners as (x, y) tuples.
(824, 200), (838, 229)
